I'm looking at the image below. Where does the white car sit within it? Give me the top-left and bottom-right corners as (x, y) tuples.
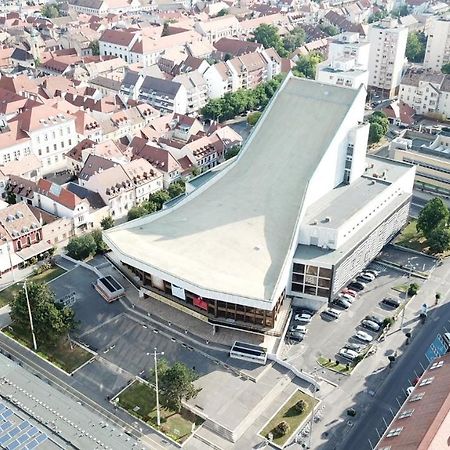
(361, 271), (376, 281)
(294, 313), (312, 323)
(354, 330), (373, 343)
(339, 293), (355, 303)
(290, 325), (308, 333)
(361, 319), (381, 332)
(339, 348), (359, 361)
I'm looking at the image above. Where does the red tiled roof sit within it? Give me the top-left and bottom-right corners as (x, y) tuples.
(37, 178), (84, 210)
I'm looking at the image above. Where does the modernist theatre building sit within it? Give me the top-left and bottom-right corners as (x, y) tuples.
(104, 75), (415, 334)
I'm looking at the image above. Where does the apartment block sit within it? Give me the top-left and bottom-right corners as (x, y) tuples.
(368, 18), (408, 97)
(423, 16), (450, 72)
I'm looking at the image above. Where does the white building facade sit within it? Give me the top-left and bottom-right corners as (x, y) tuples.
(423, 17), (450, 72)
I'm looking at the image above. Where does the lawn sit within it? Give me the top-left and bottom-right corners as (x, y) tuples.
(0, 266), (66, 308)
(3, 326), (92, 374)
(392, 284), (409, 294)
(116, 380), (203, 443)
(317, 356), (354, 374)
(260, 390), (318, 447)
(394, 220), (427, 253)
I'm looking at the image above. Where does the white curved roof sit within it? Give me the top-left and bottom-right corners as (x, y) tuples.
(105, 76), (362, 303)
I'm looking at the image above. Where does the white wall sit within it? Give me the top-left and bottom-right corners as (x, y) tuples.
(424, 19), (450, 71)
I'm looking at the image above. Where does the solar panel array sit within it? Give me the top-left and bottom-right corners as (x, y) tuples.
(0, 402), (48, 450)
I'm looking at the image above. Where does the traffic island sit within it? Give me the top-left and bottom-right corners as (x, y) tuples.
(113, 379), (204, 444)
(2, 326), (93, 374)
(259, 390), (318, 448)
(317, 356), (355, 374)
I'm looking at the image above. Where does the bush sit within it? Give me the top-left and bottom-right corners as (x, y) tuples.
(294, 399), (307, 414)
(408, 283), (419, 297)
(100, 216), (114, 230)
(383, 317), (395, 328)
(247, 111), (262, 126)
(275, 421), (290, 437)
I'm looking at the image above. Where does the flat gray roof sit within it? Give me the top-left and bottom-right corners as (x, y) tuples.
(105, 76), (361, 302)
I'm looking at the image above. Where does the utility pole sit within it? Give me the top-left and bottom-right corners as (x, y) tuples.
(152, 348), (164, 427)
(24, 281), (37, 351)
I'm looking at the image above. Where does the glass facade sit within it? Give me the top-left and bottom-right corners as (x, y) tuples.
(291, 263), (332, 299)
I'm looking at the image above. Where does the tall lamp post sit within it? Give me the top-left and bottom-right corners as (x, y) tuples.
(3, 238), (15, 283)
(23, 280), (37, 351)
(147, 348), (164, 426)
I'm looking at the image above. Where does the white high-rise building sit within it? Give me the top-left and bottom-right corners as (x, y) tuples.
(316, 32), (370, 89)
(423, 16), (450, 72)
(368, 18), (408, 98)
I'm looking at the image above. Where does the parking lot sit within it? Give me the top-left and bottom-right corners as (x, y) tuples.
(284, 264), (421, 377)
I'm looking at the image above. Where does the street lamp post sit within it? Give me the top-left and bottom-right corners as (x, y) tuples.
(3, 238), (15, 283)
(149, 348), (164, 427)
(24, 281), (37, 351)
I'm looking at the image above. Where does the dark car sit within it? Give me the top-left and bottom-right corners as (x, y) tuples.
(332, 298), (351, 309)
(356, 275), (372, 284)
(365, 315), (384, 326)
(348, 281), (365, 292)
(382, 297), (400, 308)
(343, 342), (365, 353)
(288, 331), (305, 342)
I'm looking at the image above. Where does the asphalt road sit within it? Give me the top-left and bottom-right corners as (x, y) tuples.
(338, 301), (450, 450)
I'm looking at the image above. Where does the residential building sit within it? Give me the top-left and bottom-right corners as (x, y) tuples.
(227, 52), (269, 90)
(139, 77), (188, 115)
(316, 32), (370, 89)
(0, 202), (51, 267)
(84, 159), (163, 219)
(173, 71), (209, 114)
(194, 16), (241, 43)
(203, 61), (235, 99)
(399, 70), (450, 120)
(104, 75), (414, 333)
(389, 130), (450, 192)
(423, 16), (450, 72)
(68, 0), (145, 16)
(375, 353), (450, 450)
(368, 18), (408, 98)
(212, 38), (263, 60)
(35, 179), (91, 231)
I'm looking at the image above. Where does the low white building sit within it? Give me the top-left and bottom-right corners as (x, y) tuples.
(139, 77), (188, 115)
(194, 16), (241, 43)
(317, 32), (370, 89)
(173, 71), (209, 114)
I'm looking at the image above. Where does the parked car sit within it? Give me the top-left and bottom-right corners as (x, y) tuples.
(348, 281), (365, 292)
(364, 269), (380, 278)
(356, 274), (372, 284)
(361, 319), (381, 332)
(365, 315), (384, 327)
(342, 288), (358, 297)
(290, 325), (308, 333)
(294, 313), (312, 323)
(361, 272), (376, 281)
(343, 342), (365, 353)
(382, 297), (400, 308)
(321, 309), (341, 320)
(354, 330), (373, 343)
(288, 331), (305, 342)
(332, 298), (351, 309)
(339, 348), (359, 361)
(339, 293), (355, 303)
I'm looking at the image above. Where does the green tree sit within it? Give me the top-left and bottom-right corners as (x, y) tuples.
(247, 111), (262, 126)
(217, 8), (228, 16)
(191, 167), (201, 177)
(142, 200), (158, 213)
(149, 190), (171, 209)
(407, 283), (419, 297)
(417, 197), (449, 239)
(391, 5), (409, 17)
(406, 32), (427, 63)
(251, 24), (287, 57)
(127, 205), (148, 221)
(41, 3), (60, 18)
(319, 23), (339, 36)
(66, 234), (97, 260)
(368, 111), (389, 144)
(10, 282), (75, 346)
(442, 63), (450, 74)
(428, 227), (450, 253)
(89, 40), (100, 56)
(282, 27), (305, 53)
(225, 145), (241, 160)
(91, 229), (108, 254)
(151, 360), (200, 412)
(293, 53), (323, 79)
(168, 180), (185, 198)
(6, 191), (16, 205)
(368, 9), (388, 23)
(100, 216), (114, 230)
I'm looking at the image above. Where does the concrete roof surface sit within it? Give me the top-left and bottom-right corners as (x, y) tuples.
(106, 76), (360, 302)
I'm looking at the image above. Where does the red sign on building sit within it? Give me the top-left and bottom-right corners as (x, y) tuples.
(193, 296), (208, 311)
